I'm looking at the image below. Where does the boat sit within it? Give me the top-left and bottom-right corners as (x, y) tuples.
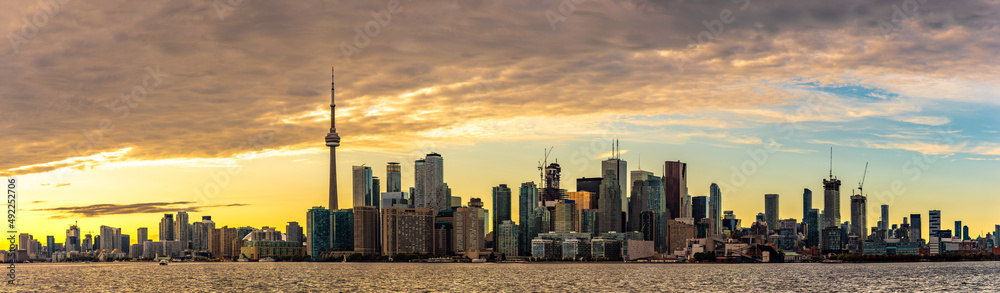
(258, 257), (276, 262)
(158, 260), (168, 266)
(471, 258), (488, 263)
(237, 258), (249, 262)
(426, 257), (455, 263)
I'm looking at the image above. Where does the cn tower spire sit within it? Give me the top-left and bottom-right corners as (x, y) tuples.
(325, 67), (341, 210)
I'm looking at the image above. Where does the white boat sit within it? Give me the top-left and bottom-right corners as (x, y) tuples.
(258, 257), (276, 262)
(158, 260), (168, 266)
(426, 257), (454, 263)
(471, 258), (488, 263)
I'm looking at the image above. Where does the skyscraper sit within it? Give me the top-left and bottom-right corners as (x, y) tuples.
(962, 225), (969, 240)
(353, 165), (374, 207)
(709, 183), (722, 236)
(850, 195), (867, 237)
(414, 153), (446, 212)
(518, 182), (538, 255)
(372, 177), (381, 207)
(382, 207), (434, 255)
(880, 205), (890, 236)
(764, 194), (779, 232)
(663, 161), (687, 220)
(386, 162), (401, 193)
(66, 224), (81, 252)
(326, 68), (342, 211)
(159, 214), (174, 241)
(497, 220), (518, 257)
(175, 211), (190, 248)
(192, 221), (207, 251)
(576, 177), (602, 194)
(454, 200), (487, 256)
(137, 227), (147, 244)
(602, 152), (627, 226)
(599, 169), (622, 233)
(909, 214), (922, 241)
(823, 175), (841, 229)
(330, 209), (354, 251)
(807, 209), (820, 248)
(353, 206), (381, 255)
(954, 221), (962, 239)
(492, 184), (512, 235)
(929, 210), (941, 238)
(802, 188), (812, 224)
(99, 225), (119, 252)
(286, 222), (303, 244)
(692, 196), (708, 223)
(306, 206), (330, 259)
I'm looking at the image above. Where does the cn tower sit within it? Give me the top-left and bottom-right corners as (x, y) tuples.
(325, 67), (341, 210)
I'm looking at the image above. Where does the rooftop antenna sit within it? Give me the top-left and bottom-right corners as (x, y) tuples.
(829, 147), (833, 179)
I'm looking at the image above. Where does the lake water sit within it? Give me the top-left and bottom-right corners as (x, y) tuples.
(7, 261), (1000, 292)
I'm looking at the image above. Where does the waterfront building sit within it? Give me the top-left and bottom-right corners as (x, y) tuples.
(330, 209), (354, 251)
(497, 220), (518, 257)
(306, 206), (330, 259)
(709, 183), (722, 235)
(353, 206), (381, 255)
(381, 207), (434, 255)
(599, 169), (622, 233)
(929, 210), (941, 240)
(353, 165), (375, 208)
(240, 240), (305, 260)
(414, 153), (447, 212)
(386, 162), (401, 193)
(518, 182), (539, 256)
(175, 211), (190, 249)
(764, 194), (779, 233)
(454, 200), (487, 256)
(909, 214), (922, 241)
(850, 195), (867, 237)
(554, 201), (578, 233)
(159, 214), (174, 241)
(492, 184), (512, 235)
(663, 161), (687, 220)
(590, 238), (622, 260)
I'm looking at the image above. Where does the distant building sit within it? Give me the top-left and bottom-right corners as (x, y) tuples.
(665, 219), (695, 254)
(492, 184), (512, 235)
(553, 201), (578, 233)
(159, 214), (175, 241)
(709, 183), (722, 236)
(580, 209), (600, 237)
(764, 194), (779, 233)
(353, 165), (375, 208)
(454, 201), (487, 257)
(414, 153), (447, 212)
(599, 169), (622, 233)
(929, 210), (941, 239)
(386, 162), (402, 193)
(531, 239), (560, 259)
(330, 209), (354, 251)
(590, 238), (622, 260)
(175, 211), (190, 249)
(806, 209), (820, 248)
(562, 238), (592, 259)
(306, 206), (331, 259)
(850, 195), (867, 237)
(802, 188), (812, 226)
(286, 222), (303, 244)
(821, 226), (843, 253)
(518, 182), (539, 256)
(240, 240), (305, 260)
(382, 207), (434, 255)
(909, 214), (922, 241)
(497, 220), (518, 257)
(353, 206), (381, 255)
(381, 192), (410, 209)
(663, 161), (687, 220)
(692, 196), (708, 223)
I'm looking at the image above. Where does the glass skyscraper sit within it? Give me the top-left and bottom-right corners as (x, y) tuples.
(330, 209), (354, 251)
(492, 184), (512, 235)
(307, 206), (330, 259)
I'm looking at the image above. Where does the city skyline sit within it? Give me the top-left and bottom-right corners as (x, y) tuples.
(3, 0), (999, 246)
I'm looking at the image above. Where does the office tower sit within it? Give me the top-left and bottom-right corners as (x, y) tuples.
(692, 196), (708, 223)
(372, 177), (381, 205)
(99, 226), (116, 251)
(929, 210), (941, 238)
(414, 153), (447, 212)
(353, 165), (374, 207)
(995, 225), (999, 245)
(628, 178), (650, 232)
(518, 182), (539, 256)
(954, 221), (962, 239)
(880, 205), (890, 235)
(802, 188), (812, 224)
(353, 206), (381, 255)
(306, 206), (331, 259)
(663, 161), (687, 220)
(540, 163), (564, 206)
(18, 234), (32, 254)
(807, 209), (820, 247)
(120, 235), (130, 254)
(850, 195), (867, 237)
(381, 192), (409, 209)
(66, 224), (81, 252)
(192, 222), (207, 250)
(159, 214), (175, 241)
(454, 200), (487, 255)
(567, 191), (598, 210)
(285, 222), (303, 243)
(382, 207), (434, 255)
(639, 210), (659, 248)
(602, 146), (628, 216)
(764, 194), (779, 233)
(82, 234), (92, 251)
(709, 183), (722, 236)
(492, 184), (512, 235)
(581, 209), (600, 237)
(175, 211), (190, 248)
(823, 174), (842, 229)
(963, 225), (970, 240)
(386, 162), (401, 193)
(554, 201), (578, 233)
(45, 235), (55, 256)
(330, 209), (354, 251)
(909, 214), (922, 241)
(136, 227), (148, 244)
(326, 68), (342, 210)
(497, 220), (518, 257)
(599, 169), (622, 233)
(576, 177), (602, 194)
(680, 194), (692, 219)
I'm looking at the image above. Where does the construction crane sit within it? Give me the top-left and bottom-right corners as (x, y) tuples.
(858, 162), (868, 196)
(537, 146), (553, 188)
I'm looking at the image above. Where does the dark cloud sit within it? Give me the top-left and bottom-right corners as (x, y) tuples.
(1, 0), (997, 175)
(31, 201), (248, 219)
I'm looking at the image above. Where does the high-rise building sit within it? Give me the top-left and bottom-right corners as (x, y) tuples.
(306, 206), (330, 259)
(954, 221), (962, 239)
(326, 68), (342, 210)
(576, 177), (602, 194)
(880, 205), (890, 235)
(99, 225), (119, 252)
(994, 225), (999, 245)
(581, 209), (600, 237)
(381, 207), (434, 255)
(175, 211), (190, 249)
(540, 163), (564, 206)
(663, 161), (687, 220)
(65, 224), (81, 252)
(286, 222), (303, 244)
(518, 182), (538, 256)
(353, 165), (374, 207)
(381, 192), (409, 209)
(492, 184), (512, 235)
(692, 196), (708, 223)
(353, 206), (381, 255)
(963, 225), (969, 240)
(567, 191), (597, 210)
(628, 178), (650, 232)
(599, 169), (622, 233)
(120, 234), (130, 254)
(330, 209), (354, 251)
(192, 222), (207, 251)
(137, 227), (148, 244)
(386, 162), (401, 193)
(909, 214), (922, 241)
(850, 195), (867, 237)
(823, 175), (842, 229)
(454, 200), (487, 255)
(929, 210), (941, 239)
(764, 194), (779, 233)
(553, 201), (578, 233)
(414, 153), (447, 212)
(45, 235), (55, 257)
(497, 220), (518, 257)
(807, 209), (820, 248)
(372, 177), (381, 206)
(603, 152), (628, 217)
(159, 214), (175, 241)
(709, 183), (722, 236)
(802, 188), (812, 225)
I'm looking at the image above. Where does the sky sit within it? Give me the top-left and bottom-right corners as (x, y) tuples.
(2, 0), (999, 244)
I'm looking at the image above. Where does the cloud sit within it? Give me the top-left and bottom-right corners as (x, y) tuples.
(1, 0), (998, 176)
(30, 201), (248, 219)
(897, 116), (951, 126)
